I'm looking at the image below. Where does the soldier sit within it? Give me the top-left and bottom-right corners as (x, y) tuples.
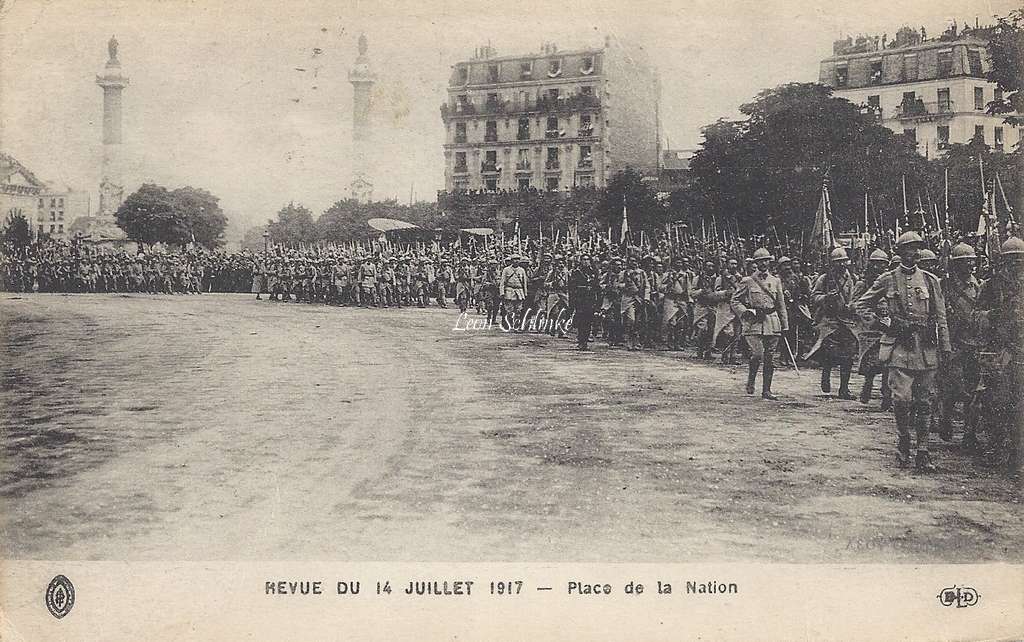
(659, 256), (695, 351)
(617, 255), (649, 350)
(455, 258), (474, 313)
(938, 242), (983, 446)
(543, 255), (570, 337)
(436, 259), (453, 308)
(499, 255), (529, 331)
(600, 258), (624, 345)
(807, 247), (859, 400)
(692, 259), (719, 360)
(854, 248), (893, 407)
(711, 259), (741, 364)
(731, 248), (789, 400)
(569, 255), (601, 350)
(481, 258), (501, 325)
(856, 231), (951, 472)
(972, 236), (1024, 472)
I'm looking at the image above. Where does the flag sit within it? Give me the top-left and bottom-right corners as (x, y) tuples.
(810, 181), (837, 254)
(620, 198), (629, 243)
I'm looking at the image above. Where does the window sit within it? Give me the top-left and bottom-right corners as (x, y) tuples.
(454, 122), (467, 143)
(995, 127), (1004, 151)
(578, 145), (592, 167)
(454, 152), (467, 171)
(49, 224), (55, 233)
(457, 66), (468, 84)
(937, 88), (951, 112)
(903, 128), (917, 144)
(516, 148), (531, 170)
(485, 178), (498, 191)
(455, 95), (470, 113)
(547, 88), (560, 102)
(546, 116), (559, 138)
(581, 85), (593, 96)
(58, 224), (63, 233)
(454, 178), (469, 190)
(835, 65), (848, 87)
(974, 87), (984, 110)
(50, 198), (56, 207)
(58, 198), (63, 207)
(967, 49), (983, 76)
(577, 175), (595, 188)
(581, 55), (594, 75)
(937, 51), (953, 78)
(38, 198), (43, 208)
(867, 95), (880, 108)
(518, 178), (531, 190)
(58, 211), (63, 220)
(546, 147), (559, 169)
(488, 64), (499, 83)
(37, 225), (43, 235)
(579, 113), (593, 136)
(545, 177), (559, 191)
(485, 120), (498, 142)
(517, 118), (530, 140)
(483, 150), (498, 172)
(548, 59), (561, 77)
(869, 60), (882, 85)
(903, 54), (918, 81)
(520, 61), (532, 79)
(50, 211), (56, 221)
(974, 125), (984, 143)
(937, 125), (950, 149)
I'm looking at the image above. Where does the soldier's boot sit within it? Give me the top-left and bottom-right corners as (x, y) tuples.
(837, 364), (856, 400)
(880, 372), (892, 411)
(859, 375), (875, 405)
(820, 364), (832, 393)
(914, 405), (936, 472)
(894, 403), (913, 467)
(938, 398), (955, 442)
(746, 359), (759, 395)
(762, 358), (779, 401)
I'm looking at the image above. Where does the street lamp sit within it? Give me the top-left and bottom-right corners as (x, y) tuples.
(263, 229), (269, 257)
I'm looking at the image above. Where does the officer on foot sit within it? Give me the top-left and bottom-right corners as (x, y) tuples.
(856, 231), (951, 472)
(731, 248), (789, 400)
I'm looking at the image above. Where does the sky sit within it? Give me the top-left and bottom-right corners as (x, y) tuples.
(0, 0), (1017, 241)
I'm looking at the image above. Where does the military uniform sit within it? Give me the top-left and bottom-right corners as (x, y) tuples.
(731, 249), (789, 399)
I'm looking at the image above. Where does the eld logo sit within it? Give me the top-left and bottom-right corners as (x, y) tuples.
(937, 585), (979, 608)
(45, 575), (75, 619)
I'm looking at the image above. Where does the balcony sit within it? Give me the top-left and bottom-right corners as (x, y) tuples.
(515, 161), (532, 172)
(453, 164), (469, 174)
(578, 125), (595, 137)
(544, 160), (561, 171)
(481, 162), (500, 174)
(440, 101), (478, 119)
(895, 100), (955, 121)
(516, 129), (530, 141)
(484, 133), (498, 142)
(577, 158), (594, 169)
(454, 134), (467, 143)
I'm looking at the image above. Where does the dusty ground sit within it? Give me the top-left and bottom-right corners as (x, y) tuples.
(1, 293), (1020, 562)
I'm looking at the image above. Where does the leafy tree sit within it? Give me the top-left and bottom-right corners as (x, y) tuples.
(3, 211), (32, 248)
(267, 202), (316, 246)
(931, 142), (1020, 234)
(986, 9), (1024, 127)
(595, 168), (665, 236)
(170, 186), (228, 248)
(115, 183), (185, 245)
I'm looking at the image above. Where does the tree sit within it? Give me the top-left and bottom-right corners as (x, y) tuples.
(595, 168), (665, 237)
(240, 226), (268, 252)
(115, 183), (185, 245)
(170, 186), (228, 248)
(684, 83), (929, 242)
(267, 202), (316, 246)
(3, 211), (32, 248)
(986, 9), (1024, 127)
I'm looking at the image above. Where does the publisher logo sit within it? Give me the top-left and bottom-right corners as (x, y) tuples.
(45, 575), (75, 619)
(937, 585), (979, 608)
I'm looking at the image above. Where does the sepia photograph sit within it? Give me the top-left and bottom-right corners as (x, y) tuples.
(1, 0), (1022, 639)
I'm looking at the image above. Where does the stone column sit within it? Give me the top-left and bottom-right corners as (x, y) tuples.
(96, 36), (130, 221)
(348, 34), (376, 203)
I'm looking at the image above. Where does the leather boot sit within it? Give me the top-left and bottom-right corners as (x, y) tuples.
(894, 404), (912, 467)
(820, 365), (832, 393)
(746, 360), (758, 395)
(859, 375), (874, 405)
(880, 373), (892, 411)
(761, 358), (778, 400)
(837, 364), (855, 400)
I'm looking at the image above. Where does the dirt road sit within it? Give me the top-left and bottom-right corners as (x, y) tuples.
(1, 293), (1020, 561)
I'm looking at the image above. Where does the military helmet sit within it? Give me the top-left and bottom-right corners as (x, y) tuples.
(896, 231), (925, 247)
(1001, 236), (1024, 256)
(752, 247), (773, 261)
(868, 248), (889, 263)
(829, 247), (849, 262)
(777, 255), (791, 265)
(918, 248), (938, 261)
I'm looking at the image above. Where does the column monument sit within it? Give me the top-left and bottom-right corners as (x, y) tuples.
(91, 35), (130, 240)
(348, 34), (376, 203)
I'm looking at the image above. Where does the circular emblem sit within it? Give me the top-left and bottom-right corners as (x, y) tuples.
(45, 575), (75, 619)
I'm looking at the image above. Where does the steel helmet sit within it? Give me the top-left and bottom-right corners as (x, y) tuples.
(1001, 236), (1024, 256)
(950, 243), (977, 260)
(896, 231), (925, 247)
(918, 248), (938, 261)
(752, 247), (773, 261)
(869, 248), (889, 263)
(777, 255), (792, 265)
(829, 247), (849, 262)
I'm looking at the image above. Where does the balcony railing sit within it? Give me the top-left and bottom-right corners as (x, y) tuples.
(484, 132), (498, 142)
(443, 93), (601, 120)
(578, 126), (595, 137)
(515, 161), (532, 171)
(545, 160), (560, 171)
(545, 129), (561, 139)
(516, 129), (530, 141)
(440, 102), (478, 119)
(454, 134), (467, 143)
(481, 162), (500, 173)
(453, 164), (469, 174)
(577, 158), (594, 169)
(895, 100), (955, 120)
